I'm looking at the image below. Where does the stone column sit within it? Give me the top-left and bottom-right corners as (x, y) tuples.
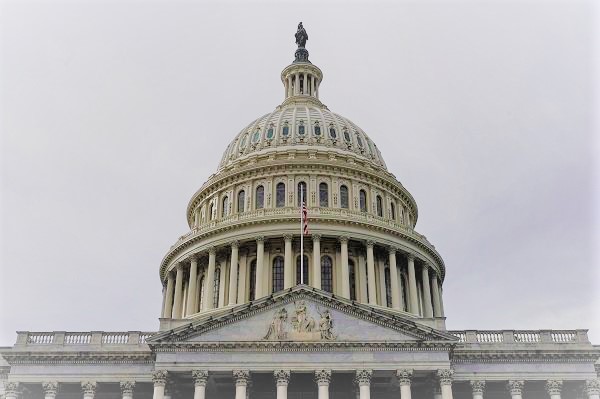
(388, 248), (401, 310)
(203, 247), (216, 310)
(295, 74), (300, 95)
(229, 241), (240, 305)
(437, 369), (454, 399)
(4, 382), (19, 399)
(355, 370), (372, 399)
(120, 382), (135, 399)
(172, 263), (184, 318)
(315, 370), (331, 399)
(407, 255), (419, 315)
(431, 273), (442, 317)
(396, 369), (413, 399)
(470, 380), (485, 399)
(422, 264), (434, 317)
(312, 234), (322, 289)
(255, 237), (265, 298)
(186, 257), (198, 315)
(546, 380), (562, 399)
(366, 241), (377, 305)
(81, 382), (97, 399)
(162, 272), (175, 318)
(233, 370), (250, 399)
(192, 370), (208, 399)
(340, 236), (350, 298)
(507, 381), (524, 399)
(586, 380), (600, 399)
(43, 382), (58, 399)
(303, 73), (308, 94)
(274, 370), (290, 399)
(152, 371), (167, 399)
(284, 234), (293, 289)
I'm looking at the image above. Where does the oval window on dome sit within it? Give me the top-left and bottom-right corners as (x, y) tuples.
(356, 134), (363, 148)
(266, 127), (274, 139)
(282, 123), (289, 137)
(343, 130), (351, 142)
(298, 124), (305, 136)
(329, 127), (337, 139)
(251, 129), (261, 144)
(239, 134), (248, 151)
(314, 124), (321, 136)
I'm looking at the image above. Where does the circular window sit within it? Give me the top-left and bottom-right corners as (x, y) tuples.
(314, 125), (321, 136)
(267, 127), (274, 139)
(252, 129), (261, 144)
(329, 127), (337, 139)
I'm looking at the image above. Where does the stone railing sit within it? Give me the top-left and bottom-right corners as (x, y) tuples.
(16, 331), (156, 347)
(448, 329), (589, 345)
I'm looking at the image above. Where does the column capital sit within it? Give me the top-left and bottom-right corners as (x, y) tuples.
(188, 254), (199, 263)
(120, 381), (135, 396)
(437, 369), (454, 386)
(546, 380), (562, 396)
(207, 246), (217, 255)
(274, 369), (291, 386)
(388, 246), (399, 254)
(354, 369), (372, 387)
(256, 236), (265, 244)
(312, 234), (321, 242)
(4, 382), (19, 396)
(42, 382), (59, 397)
(396, 369), (413, 385)
(586, 379), (600, 396)
(507, 380), (524, 395)
(366, 240), (375, 249)
(339, 236), (349, 244)
(470, 380), (486, 395)
(314, 369), (332, 386)
(284, 233), (293, 241)
(233, 370), (250, 386)
(230, 240), (239, 249)
(192, 370), (209, 386)
(152, 370), (168, 387)
(406, 252), (417, 261)
(81, 381), (97, 396)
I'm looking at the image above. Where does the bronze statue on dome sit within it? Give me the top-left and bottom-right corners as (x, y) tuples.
(295, 22), (308, 48)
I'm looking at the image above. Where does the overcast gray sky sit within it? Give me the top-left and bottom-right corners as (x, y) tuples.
(1, 0), (598, 345)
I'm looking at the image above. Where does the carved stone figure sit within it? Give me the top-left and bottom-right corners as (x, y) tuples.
(264, 308), (288, 340)
(291, 301), (316, 332)
(295, 22), (308, 48)
(317, 308), (336, 340)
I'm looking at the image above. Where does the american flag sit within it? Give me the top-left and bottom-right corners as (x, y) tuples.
(302, 201), (309, 235)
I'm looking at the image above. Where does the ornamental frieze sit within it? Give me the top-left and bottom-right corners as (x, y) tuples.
(263, 301), (336, 341)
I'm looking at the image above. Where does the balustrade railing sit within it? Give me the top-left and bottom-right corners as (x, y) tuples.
(26, 332), (54, 344)
(17, 331), (155, 347)
(64, 333), (92, 344)
(102, 332), (129, 344)
(448, 330), (588, 345)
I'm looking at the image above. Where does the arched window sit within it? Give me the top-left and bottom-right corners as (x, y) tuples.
(349, 259), (357, 301)
(272, 256), (284, 293)
(390, 202), (396, 220)
(222, 196), (229, 217)
(237, 190), (245, 213)
(249, 259), (256, 301)
(319, 182), (328, 207)
(384, 267), (392, 307)
(256, 185), (264, 209)
(359, 190), (367, 212)
(276, 182), (286, 207)
(282, 123), (289, 137)
(297, 181), (307, 206)
(197, 276), (205, 311)
(213, 268), (221, 308)
(321, 256), (333, 293)
(296, 255), (309, 285)
(340, 185), (349, 209)
(376, 195), (383, 217)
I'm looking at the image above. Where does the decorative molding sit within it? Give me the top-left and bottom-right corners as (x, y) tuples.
(4, 382), (19, 396)
(314, 369), (331, 386)
(354, 369), (372, 386)
(545, 380), (562, 395)
(437, 369), (454, 386)
(81, 381), (97, 396)
(42, 382), (58, 397)
(507, 380), (524, 395)
(470, 380), (486, 394)
(233, 370), (250, 386)
(192, 370), (209, 386)
(120, 381), (135, 396)
(274, 369), (290, 386)
(152, 370), (168, 387)
(396, 369), (413, 386)
(586, 379), (600, 396)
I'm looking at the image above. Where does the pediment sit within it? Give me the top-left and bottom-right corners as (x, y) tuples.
(148, 286), (457, 345)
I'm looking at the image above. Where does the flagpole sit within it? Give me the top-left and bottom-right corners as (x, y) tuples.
(300, 184), (304, 285)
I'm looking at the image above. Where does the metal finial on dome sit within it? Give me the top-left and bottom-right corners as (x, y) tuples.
(294, 22), (310, 63)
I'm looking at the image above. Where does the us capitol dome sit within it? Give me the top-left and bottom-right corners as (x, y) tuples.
(1, 23), (598, 399)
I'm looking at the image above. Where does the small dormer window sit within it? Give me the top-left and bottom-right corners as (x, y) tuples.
(282, 122), (289, 137)
(266, 125), (275, 139)
(251, 129), (261, 144)
(343, 130), (351, 142)
(329, 126), (337, 139)
(314, 123), (321, 136)
(356, 134), (363, 148)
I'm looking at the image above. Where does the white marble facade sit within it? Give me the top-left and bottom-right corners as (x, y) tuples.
(1, 27), (599, 399)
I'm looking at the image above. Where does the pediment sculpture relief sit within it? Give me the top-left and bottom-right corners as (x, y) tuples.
(264, 301), (336, 341)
